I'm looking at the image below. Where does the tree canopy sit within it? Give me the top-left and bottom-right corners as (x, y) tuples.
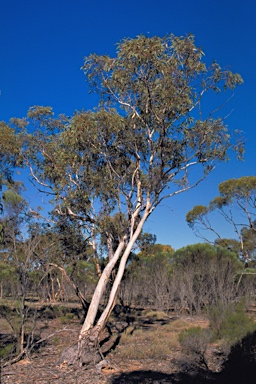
(12, 35), (243, 258)
(3, 33), (244, 364)
(186, 176), (256, 261)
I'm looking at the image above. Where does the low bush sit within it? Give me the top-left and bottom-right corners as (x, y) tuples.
(178, 327), (211, 369)
(208, 301), (256, 346)
(0, 342), (15, 359)
(59, 313), (74, 324)
(143, 310), (168, 320)
(164, 318), (192, 332)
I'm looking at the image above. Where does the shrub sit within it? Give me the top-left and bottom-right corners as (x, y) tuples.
(178, 327), (212, 369)
(143, 310), (168, 320)
(59, 313), (74, 324)
(208, 301), (256, 346)
(164, 318), (194, 332)
(0, 342), (15, 359)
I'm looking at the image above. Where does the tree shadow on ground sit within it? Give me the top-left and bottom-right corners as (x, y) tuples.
(110, 369), (215, 384)
(215, 330), (256, 384)
(110, 330), (256, 384)
(101, 305), (176, 357)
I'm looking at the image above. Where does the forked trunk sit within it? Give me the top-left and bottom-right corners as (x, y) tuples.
(79, 238), (126, 336)
(68, 207), (151, 367)
(58, 327), (102, 367)
(58, 208), (151, 367)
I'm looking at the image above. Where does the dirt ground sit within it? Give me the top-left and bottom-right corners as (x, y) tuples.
(0, 317), (177, 383)
(1, 307), (256, 384)
(0, 312), (205, 384)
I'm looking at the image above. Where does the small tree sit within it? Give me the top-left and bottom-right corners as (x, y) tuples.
(0, 121), (23, 243)
(121, 244), (174, 309)
(186, 176), (256, 264)
(16, 34), (243, 365)
(0, 189), (42, 357)
(172, 243), (242, 313)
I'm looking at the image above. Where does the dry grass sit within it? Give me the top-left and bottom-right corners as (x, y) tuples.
(163, 318), (192, 332)
(114, 320), (190, 360)
(142, 310), (169, 320)
(112, 313), (210, 361)
(0, 317), (13, 332)
(116, 329), (179, 359)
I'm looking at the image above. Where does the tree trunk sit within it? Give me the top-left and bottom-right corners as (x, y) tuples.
(71, 206), (151, 367)
(58, 327), (102, 367)
(49, 263), (90, 312)
(79, 238), (126, 336)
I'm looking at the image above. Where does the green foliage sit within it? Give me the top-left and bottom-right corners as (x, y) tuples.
(178, 326), (211, 349)
(214, 238), (241, 255)
(59, 313), (74, 324)
(0, 122), (23, 174)
(2, 189), (23, 206)
(138, 243), (174, 258)
(130, 249), (173, 280)
(0, 121), (24, 218)
(208, 301), (256, 345)
(218, 176), (256, 199)
(187, 177), (256, 258)
(0, 342), (15, 359)
(136, 232), (157, 254)
(241, 222), (256, 259)
(171, 244), (243, 313)
(52, 336), (60, 345)
(2, 189), (26, 218)
(4, 34), (244, 335)
(173, 243), (240, 268)
(209, 176), (256, 215)
(18, 33), (243, 250)
(186, 205), (209, 226)
(123, 248), (174, 310)
(142, 310), (168, 320)
(66, 259), (98, 286)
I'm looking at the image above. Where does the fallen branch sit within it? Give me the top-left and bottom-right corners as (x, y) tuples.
(3, 327), (77, 367)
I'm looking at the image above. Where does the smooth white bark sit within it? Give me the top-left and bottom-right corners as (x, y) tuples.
(95, 206), (150, 332)
(79, 237), (126, 337)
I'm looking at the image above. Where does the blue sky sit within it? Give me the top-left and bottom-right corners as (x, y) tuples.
(1, 0), (255, 250)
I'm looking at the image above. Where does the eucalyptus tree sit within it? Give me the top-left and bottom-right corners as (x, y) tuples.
(0, 121), (22, 187)
(240, 222), (256, 261)
(186, 176), (256, 263)
(0, 188), (42, 356)
(0, 121), (25, 313)
(18, 34), (243, 364)
(46, 219), (98, 308)
(0, 121), (23, 241)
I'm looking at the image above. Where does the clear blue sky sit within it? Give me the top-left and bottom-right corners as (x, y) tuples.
(1, 0), (255, 250)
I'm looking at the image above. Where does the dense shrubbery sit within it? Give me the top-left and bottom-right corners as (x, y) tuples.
(208, 301), (256, 346)
(2, 242), (255, 316)
(1, 239), (256, 364)
(178, 300), (256, 370)
(120, 243), (254, 314)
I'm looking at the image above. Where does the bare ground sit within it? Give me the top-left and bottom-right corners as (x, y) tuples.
(1, 306), (256, 384)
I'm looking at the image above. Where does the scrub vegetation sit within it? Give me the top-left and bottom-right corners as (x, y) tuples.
(1, 33), (256, 382)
